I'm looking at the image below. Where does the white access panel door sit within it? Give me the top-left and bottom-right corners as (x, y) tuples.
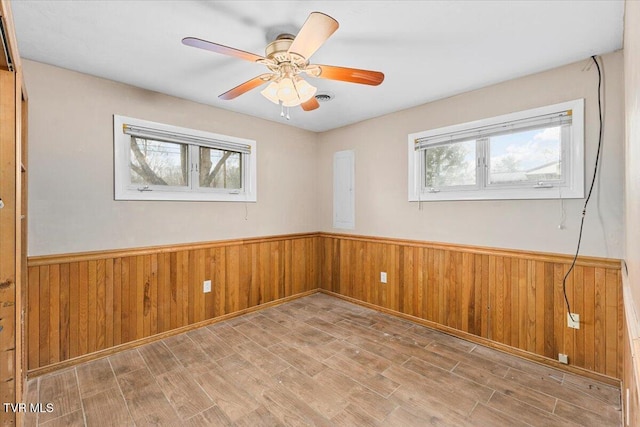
(333, 150), (355, 229)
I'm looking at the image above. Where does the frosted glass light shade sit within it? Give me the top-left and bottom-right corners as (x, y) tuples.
(277, 77), (297, 103)
(260, 75), (317, 107)
(295, 78), (317, 103)
(260, 82), (280, 104)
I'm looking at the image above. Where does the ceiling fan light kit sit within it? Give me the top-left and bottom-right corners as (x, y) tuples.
(261, 76), (317, 107)
(182, 11), (384, 119)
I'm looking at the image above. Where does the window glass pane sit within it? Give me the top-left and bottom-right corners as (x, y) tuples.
(199, 147), (242, 189)
(130, 138), (188, 186)
(424, 140), (476, 188)
(488, 126), (562, 185)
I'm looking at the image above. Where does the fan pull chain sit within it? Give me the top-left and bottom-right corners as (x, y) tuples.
(278, 103), (291, 121)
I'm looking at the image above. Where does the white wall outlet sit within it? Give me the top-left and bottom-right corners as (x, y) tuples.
(558, 353), (569, 364)
(567, 313), (580, 329)
(380, 272), (387, 283)
(203, 280), (212, 293)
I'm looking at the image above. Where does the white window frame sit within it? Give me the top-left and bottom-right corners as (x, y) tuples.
(114, 115), (257, 202)
(408, 99), (584, 201)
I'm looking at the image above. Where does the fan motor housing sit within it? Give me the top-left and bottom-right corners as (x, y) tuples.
(265, 34), (305, 66)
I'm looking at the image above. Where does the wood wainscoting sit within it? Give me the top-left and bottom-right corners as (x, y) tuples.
(26, 233), (318, 373)
(318, 233), (623, 382)
(27, 231), (623, 384)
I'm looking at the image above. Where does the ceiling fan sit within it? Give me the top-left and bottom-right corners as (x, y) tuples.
(182, 12), (384, 118)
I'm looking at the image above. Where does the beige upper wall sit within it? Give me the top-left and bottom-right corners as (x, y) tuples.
(625, 0), (640, 311)
(26, 50), (625, 259)
(24, 60), (319, 256)
(317, 51), (624, 258)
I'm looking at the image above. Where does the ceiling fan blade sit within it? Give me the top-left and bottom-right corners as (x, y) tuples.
(182, 37), (265, 63)
(219, 74), (273, 100)
(313, 65), (385, 86)
(287, 12), (339, 60)
(301, 97), (320, 111)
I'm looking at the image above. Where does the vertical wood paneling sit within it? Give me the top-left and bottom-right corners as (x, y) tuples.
(204, 249), (214, 320)
(168, 253), (177, 331)
(316, 234), (622, 379)
(338, 240), (349, 298)
(105, 259), (113, 348)
(38, 265), (49, 366)
(474, 254), (484, 337)
(563, 266), (575, 365)
(187, 250), (196, 325)
(583, 266), (596, 371)
(595, 268), (606, 373)
(96, 259), (106, 351)
(213, 247), (226, 318)
(27, 233), (622, 380)
(526, 261), (536, 353)
(143, 255), (151, 338)
(27, 267), (39, 369)
(605, 269), (619, 378)
(48, 264), (60, 364)
(69, 263), (79, 358)
(573, 266), (585, 367)
(112, 258), (121, 345)
(156, 253), (167, 333)
(87, 260), (97, 353)
(135, 256), (144, 340)
(505, 259), (526, 347)
(415, 248), (425, 320)
(295, 239), (308, 296)
(462, 252), (473, 334)
(481, 255), (490, 339)
(127, 257), (136, 342)
(59, 264), (71, 360)
(120, 258), (130, 343)
(543, 263), (555, 359)
(225, 245), (239, 314)
(179, 251), (189, 327)
(28, 235), (320, 371)
(364, 241), (374, 305)
(553, 264), (564, 360)
(259, 243), (267, 303)
(512, 259), (533, 351)
(399, 247), (411, 317)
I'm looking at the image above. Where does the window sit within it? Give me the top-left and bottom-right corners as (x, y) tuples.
(408, 99), (584, 201)
(114, 115), (256, 201)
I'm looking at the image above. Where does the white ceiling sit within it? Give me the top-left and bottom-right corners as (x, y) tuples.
(12, 1), (624, 132)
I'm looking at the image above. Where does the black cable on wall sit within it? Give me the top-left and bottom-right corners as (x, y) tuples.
(563, 55), (604, 322)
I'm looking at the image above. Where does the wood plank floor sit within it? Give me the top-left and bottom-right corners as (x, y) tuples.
(23, 293), (622, 426)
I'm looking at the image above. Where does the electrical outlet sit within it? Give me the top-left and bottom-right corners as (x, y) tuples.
(567, 313), (580, 329)
(380, 272), (387, 283)
(558, 353), (569, 364)
(203, 280), (211, 293)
